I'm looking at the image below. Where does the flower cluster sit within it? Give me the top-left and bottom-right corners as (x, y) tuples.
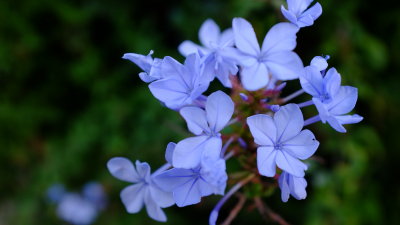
(108, 1), (362, 224)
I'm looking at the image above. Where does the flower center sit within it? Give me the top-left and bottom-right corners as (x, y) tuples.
(274, 142), (284, 150)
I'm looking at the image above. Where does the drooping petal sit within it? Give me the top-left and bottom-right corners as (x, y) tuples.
(283, 129), (319, 160)
(247, 114), (276, 146)
(174, 178), (202, 207)
(120, 183), (145, 213)
(144, 189), (167, 222)
(178, 40), (208, 57)
(180, 106), (209, 135)
(335, 114), (363, 125)
(199, 19), (220, 49)
(264, 51), (304, 81)
(122, 52), (153, 73)
(240, 62), (270, 91)
(165, 142), (176, 165)
(173, 136), (212, 168)
(302, 2), (322, 20)
(261, 22), (299, 54)
(281, 6), (297, 25)
(257, 147), (277, 177)
(232, 18), (260, 56)
(328, 86), (358, 115)
(300, 66), (324, 97)
(275, 151), (307, 177)
(313, 97), (329, 123)
(274, 104), (304, 142)
(278, 172), (291, 202)
(327, 117), (347, 133)
(149, 185), (175, 208)
(289, 174), (307, 200)
(206, 91), (234, 132)
(107, 157), (141, 183)
(323, 68), (341, 99)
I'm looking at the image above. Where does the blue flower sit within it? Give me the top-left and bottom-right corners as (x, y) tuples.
(313, 86), (363, 133)
(154, 156), (227, 207)
(172, 91), (234, 169)
(232, 18), (304, 91)
(107, 157), (174, 222)
(281, 0), (322, 28)
(278, 171), (307, 202)
(57, 193), (99, 225)
(122, 50), (163, 83)
(149, 53), (211, 110)
(300, 65), (341, 104)
(178, 19), (238, 87)
(247, 104), (319, 177)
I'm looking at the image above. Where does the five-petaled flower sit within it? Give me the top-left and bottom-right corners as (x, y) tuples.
(281, 0), (322, 28)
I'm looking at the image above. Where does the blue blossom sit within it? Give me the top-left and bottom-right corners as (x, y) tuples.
(122, 50), (163, 83)
(172, 91), (234, 169)
(178, 19), (238, 87)
(300, 65), (341, 103)
(82, 182), (107, 210)
(149, 53), (212, 110)
(154, 156), (227, 207)
(232, 18), (304, 91)
(278, 171), (307, 202)
(57, 193), (99, 225)
(107, 157), (174, 222)
(247, 104), (319, 177)
(47, 184), (66, 204)
(313, 86), (363, 133)
(281, 0), (322, 28)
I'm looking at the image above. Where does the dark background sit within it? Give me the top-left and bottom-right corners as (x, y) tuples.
(0, 0), (399, 224)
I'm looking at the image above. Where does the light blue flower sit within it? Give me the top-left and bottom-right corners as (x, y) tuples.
(172, 91), (234, 169)
(278, 171), (307, 202)
(149, 53), (211, 110)
(107, 157), (174, 222)
(57, 193), (99, 225)
(300, 66), (341, 103)
(178, 19), (238, 87)
(154, 156), (227, 207)
(232, 18), (304, 91)
(122, 50), (163, 83)
(313, 86), (363, 133)
(281, 0), (322, 28)
(247, 104), (319, 177)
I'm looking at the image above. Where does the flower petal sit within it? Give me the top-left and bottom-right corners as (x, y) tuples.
(165, 142), (176, 165)
(261, 22), (299, 54)
(148, 78), (191, 110)
(323, 68), (341, 99)
(107, 157), (140, 182)
(257, 147), (277, 177)
(206, 91), (234, 132)
(328, 86), (358, 115)
(149, 185), (174, 208)
(283, 129), (319, 160)
(300, 66), (324, 97)
(180, 106), (209, 135)
(274, 104), (304, 142)
(232, 18), (260, 56)
(174, 177), (202, 207)
(178, 40), (208, 57)
(247, 114), (276, 146)
(265, 51), (304, 81)
(240, 62), (269, 91)
(120, 183), (145, 213)
(310, 56), (328, 71)
(173, 136), (212, 168)
(199, 19), (220, 48)
(144, 189), (167, 222)
(153, 168), (197, 193)
(276, 151), (307, 177)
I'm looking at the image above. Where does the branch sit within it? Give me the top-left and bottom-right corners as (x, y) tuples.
(254, 197), (290, 225)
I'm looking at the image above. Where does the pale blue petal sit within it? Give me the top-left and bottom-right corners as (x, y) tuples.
(135, 161), (151, 182)
(289, 175), (307, 200)
(122, 52), (152, 73)
(303, 2), (322, 20)
(144, 189), (167, 222)
(154, 168), (197, 193)
(287, 0), (312, 15)
(107, 157), (141, 182)
(180, 107), (209, 135)
(328, 86), (358, 115)
(120, 183), (145, 213)
(162, 144), (175, 167)
(202, 137), (223, 161)
(232, 18), (260, 56)
(219, 28), (234, 47)
(247, 114), (276, 146)
(206, 91), (234, 132)
(196, 178), (215, 196)
(274, 104), (304, 142)
(174, 178), (202, 207)
(323, 68), (341, 99)
(327, 116), (347, 133)
(276, 151), (307, 177)
(138, 72), (157, 83)
(281, 6), (298, 25)
(297, 14), (314, 27)
(148, 78), (191, 110)
(173, 136), (211, 168)
(300, 66), (324, 97)
(265, 51), (304, 81)
(149, 185), (175, 208)
(310, 56), (328, 71)
(283, 130), (319, 160)
(278, 172), (290, 202)
(257, 147), (277, 177)
(313, 97), (329, 123)
(261, 22), (299, 54)
(178, 40), (208, 57)
(335, 114), (363, 125)
(241, 62), (269, 91)
(199, 19), (220, 49)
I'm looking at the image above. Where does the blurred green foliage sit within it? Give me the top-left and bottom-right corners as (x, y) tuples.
(0, 0), (399, 224)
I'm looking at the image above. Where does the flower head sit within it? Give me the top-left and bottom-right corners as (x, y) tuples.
(107, 157), (174, 222)
(281, 0), (322, 28)
(247, 104), (319, 177)
(122, 50), (163, 83)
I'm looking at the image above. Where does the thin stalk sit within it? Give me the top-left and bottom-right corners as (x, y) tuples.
(282, 89), (305, 103)
(304, 115), (321, 126)
(297, 100), (313, 108)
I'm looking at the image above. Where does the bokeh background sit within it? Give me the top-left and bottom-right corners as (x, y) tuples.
(1, 0), (399, 224)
